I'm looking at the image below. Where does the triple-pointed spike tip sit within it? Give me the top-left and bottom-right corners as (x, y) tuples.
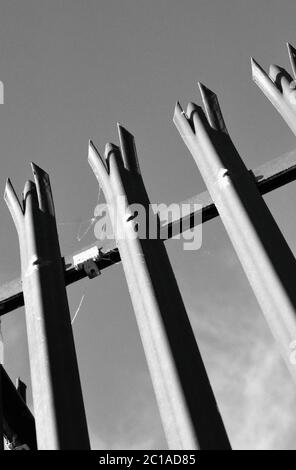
(198, 81), (216, 99)
(287, 42), (296, 57)
(287, 42), (296, 78)
(88, 139), (109, 173)
(30, 162), (54, 215)
(4, 177), (12, 193)
(250, 57), (272, 88)
(186, 101), (200, 117)
(117, 122), (130, 135)
(31, 162), (49, 180)
(31, 162), (41, 172)
(173, 101), (188, 130)
(105, 142), (120, 155)
(174, 101), (184, 116)
(4, 178), (24, 225)
(104, 142), (123, 169)
(88, 139), (97, 153)
(116, 122), (123, 136)
(23, 180), (36, 198)
(198, 81), (216, 109)
(4, 178), (14, 203)
(268, 64), (284, 82)
(198, 82), (227, 132)
(117, 123), (140, 173)
(88, 139), (101, 159)
(250, 57), (263, 77)
(117, 123), (135, 144)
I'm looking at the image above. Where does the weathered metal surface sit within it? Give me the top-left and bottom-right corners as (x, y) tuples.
(1, 365), (37, 450)
(4, 165), (90, 450)
(174, 83), (296, 383)
(1, 147), (296, 317)
(252, 43), (296, 135)
(88, 126), (231, 450)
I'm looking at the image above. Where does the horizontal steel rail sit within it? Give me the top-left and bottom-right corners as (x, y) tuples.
(0, 147), (296, 317)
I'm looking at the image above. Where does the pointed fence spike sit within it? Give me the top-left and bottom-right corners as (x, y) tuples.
(287, 42), (296, 79)
(198, 82), (227, 133)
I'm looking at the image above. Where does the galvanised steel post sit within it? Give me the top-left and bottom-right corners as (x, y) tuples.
(4, 164), (90, 450)
(88, 125), (231, 450)
(251, 43), (296, 135)
(174, 83), (296, 383)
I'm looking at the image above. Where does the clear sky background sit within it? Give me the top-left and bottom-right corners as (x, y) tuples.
(1, 0), (296, 450)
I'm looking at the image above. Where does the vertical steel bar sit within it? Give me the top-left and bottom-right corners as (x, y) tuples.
(174, 83), (296, 383)
(4, 164), (90, 450)
(88, 126), (231, 450)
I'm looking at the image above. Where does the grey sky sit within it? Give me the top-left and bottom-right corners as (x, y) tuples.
(1, 0), (296, 449)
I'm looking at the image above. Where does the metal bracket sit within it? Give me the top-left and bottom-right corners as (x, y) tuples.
(81, 259), (101, 279)
(73, 245), (102, 279)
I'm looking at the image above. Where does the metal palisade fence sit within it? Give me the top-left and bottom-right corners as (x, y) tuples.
(1, 44), (296, 450)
